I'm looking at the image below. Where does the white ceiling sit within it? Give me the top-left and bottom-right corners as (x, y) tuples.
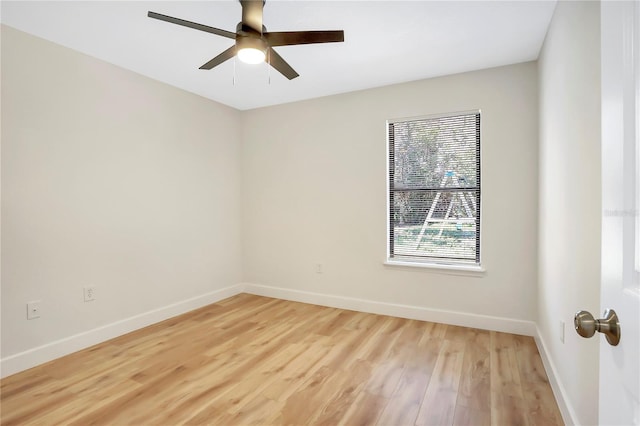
(1, 1), (556, 110)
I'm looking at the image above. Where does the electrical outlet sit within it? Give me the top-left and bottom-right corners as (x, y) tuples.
(315, 263), (323, 274)
(27, 301), (41, 320)
(560, 320), (565, 343)
(84, 286), (96, 302)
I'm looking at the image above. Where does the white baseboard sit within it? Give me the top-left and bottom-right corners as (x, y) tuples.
(243, 283), (537, 336)
(2, 281), (573, 426)
(534, 327), (579, 426)
(0, 283), (244, 379)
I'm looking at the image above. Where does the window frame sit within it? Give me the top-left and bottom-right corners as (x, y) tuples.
(385, 110), (483, 271)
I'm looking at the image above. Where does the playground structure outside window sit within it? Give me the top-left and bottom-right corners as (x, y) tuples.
(386, 110), (482, 270)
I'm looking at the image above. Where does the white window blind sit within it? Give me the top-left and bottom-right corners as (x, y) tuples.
(388, 111), (481, 265)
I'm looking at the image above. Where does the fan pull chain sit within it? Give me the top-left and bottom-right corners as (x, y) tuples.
(268, 50), (271, 85)
(233, 56), (237, 86)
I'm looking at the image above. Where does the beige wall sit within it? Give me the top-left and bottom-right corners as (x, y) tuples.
(538, 2), (601, 424)
(2, 18), (548, 394)
(1, 26), (243, 357)
(1, 5), (611, 420)
(241, 62), (539, 321)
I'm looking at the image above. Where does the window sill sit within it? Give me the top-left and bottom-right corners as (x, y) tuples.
(384, 259), (485, 276)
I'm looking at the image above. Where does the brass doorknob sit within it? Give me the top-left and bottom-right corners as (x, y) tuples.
(574, 309), (621, 346)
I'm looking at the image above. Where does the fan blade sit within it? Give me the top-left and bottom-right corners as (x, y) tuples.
(268, 48), (299, 80)
(199, 46), (237, 70)
(148, 11), (236, 39)
(265, 30), (344, 47)
(240, 0), (264, 33)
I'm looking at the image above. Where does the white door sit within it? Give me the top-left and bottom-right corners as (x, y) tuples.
(600, 1), (640, 425)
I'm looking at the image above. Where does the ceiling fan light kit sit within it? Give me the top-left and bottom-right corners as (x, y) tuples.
(148, 0), (344, 79)
(237, 48), (265, 65)
(236, 34), (267, 64)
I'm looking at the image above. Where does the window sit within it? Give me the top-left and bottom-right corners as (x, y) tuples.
(387, 111), (481, 267)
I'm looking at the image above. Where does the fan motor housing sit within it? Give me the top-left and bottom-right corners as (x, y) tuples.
(236, 22), (266, 35)
(236, 23), (268, 54)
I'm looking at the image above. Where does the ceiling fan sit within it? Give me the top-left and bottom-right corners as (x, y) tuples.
(148, 0), (345, 80)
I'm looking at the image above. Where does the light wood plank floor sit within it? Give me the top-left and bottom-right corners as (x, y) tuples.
(1, 294), (563, 425)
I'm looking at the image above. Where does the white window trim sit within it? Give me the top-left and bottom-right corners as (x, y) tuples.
(383, 259), (485, 275)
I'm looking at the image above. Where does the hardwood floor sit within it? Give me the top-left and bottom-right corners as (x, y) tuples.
(0, 294), (564, 425)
